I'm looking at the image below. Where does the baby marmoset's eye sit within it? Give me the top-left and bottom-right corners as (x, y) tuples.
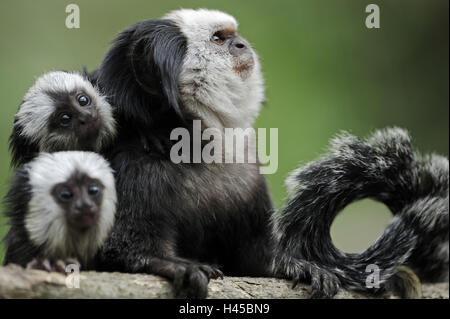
(59, 113), (72, 126)
(88, 185), (101, 196)
(58, 188), (74, 201)
(77, 94), (91, 107)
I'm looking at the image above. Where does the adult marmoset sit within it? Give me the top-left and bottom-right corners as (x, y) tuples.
(88, 9), (283, 298)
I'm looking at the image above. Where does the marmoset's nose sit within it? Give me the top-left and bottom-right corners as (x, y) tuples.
(229, 36), (250, 57)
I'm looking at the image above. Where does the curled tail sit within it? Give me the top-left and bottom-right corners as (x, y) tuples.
(274, 127), (449, 297)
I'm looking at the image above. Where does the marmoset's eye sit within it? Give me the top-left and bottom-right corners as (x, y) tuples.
(59, 113), (72, 126)
(88, 185), (100, 196)
(77, 94), (91, 107)
(59, 188), (73, 201)
(211, 31), (226, 45)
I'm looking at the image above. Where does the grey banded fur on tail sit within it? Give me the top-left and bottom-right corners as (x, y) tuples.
(274, 127), (449, 297)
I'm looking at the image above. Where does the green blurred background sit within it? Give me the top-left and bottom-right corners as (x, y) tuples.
(0, 0), (448, 263)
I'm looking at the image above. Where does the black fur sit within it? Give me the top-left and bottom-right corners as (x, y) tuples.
(9, 124), (40, 168)
(92, 19), (187, 129)
(90, 18), (276, 298)
(274, 128), (449, 297)
(2, 166), (43, 266)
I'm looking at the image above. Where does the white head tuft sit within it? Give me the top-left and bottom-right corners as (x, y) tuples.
(165, 9), (265, 129)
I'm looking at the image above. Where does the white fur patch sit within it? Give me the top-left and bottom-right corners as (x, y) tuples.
(25, 151), (117, 265)
(164, 9), (238, 31)
(15, 71), (116, 152)
(165, 9), (265, 129)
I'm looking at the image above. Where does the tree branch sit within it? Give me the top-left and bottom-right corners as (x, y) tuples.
(0, 264), (448, 299)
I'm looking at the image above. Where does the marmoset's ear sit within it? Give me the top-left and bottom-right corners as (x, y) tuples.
(97, 19), (187, 126)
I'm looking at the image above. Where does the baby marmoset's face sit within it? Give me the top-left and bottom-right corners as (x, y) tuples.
(14, 71), (116, 153)
(24, 151), (116, 264)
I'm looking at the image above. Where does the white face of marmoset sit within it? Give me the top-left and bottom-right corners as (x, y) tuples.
(165, 9), (265, 129)
(25, 151), (117, 264)
(14, 71), (116, 153)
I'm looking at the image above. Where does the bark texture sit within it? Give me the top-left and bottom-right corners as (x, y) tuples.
(0, 264), (448, 299)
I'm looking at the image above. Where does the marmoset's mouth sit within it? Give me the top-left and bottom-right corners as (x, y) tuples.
(234, 56), (254, 79)
(70, 210), (99, 232)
